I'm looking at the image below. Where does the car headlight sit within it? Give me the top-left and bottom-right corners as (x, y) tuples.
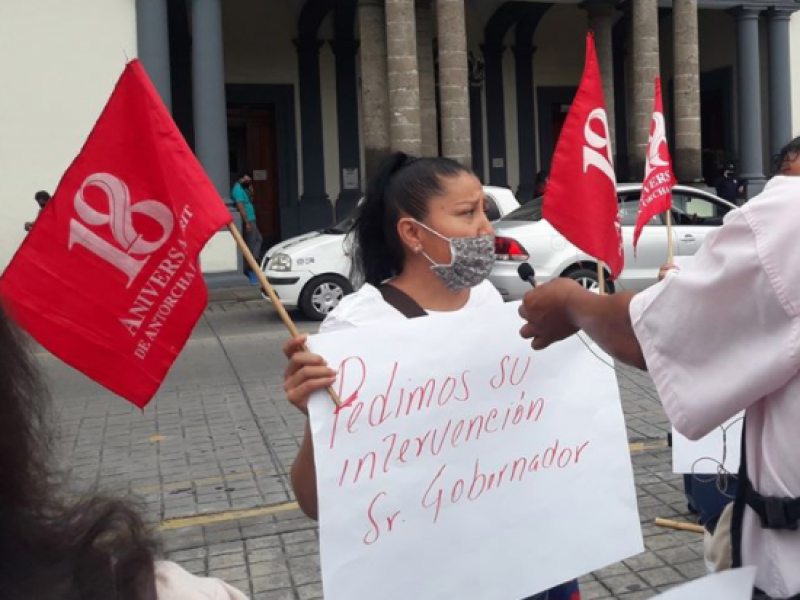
(268, 253), (292, 272)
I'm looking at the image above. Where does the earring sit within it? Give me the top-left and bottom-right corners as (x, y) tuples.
(414, 246), (422, 253)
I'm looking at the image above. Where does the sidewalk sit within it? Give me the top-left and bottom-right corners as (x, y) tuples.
(45, 295), (706, 599)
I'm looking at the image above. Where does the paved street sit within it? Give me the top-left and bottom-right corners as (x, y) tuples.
(40, 289), (708, 600)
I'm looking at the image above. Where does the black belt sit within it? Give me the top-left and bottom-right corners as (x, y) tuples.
(754, 587), (800, 600)
(744, 477), (800, 531)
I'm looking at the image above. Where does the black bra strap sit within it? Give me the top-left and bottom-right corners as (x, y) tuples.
(379, 284), (427, 319)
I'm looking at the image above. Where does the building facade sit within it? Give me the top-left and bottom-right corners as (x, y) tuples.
(2, 0), (799, 283)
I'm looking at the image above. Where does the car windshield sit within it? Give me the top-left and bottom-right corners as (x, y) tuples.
(321, 210), (357, 234)
(503, 196), (544, 222)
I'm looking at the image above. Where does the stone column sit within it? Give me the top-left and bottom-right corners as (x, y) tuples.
(358, 0), (391, 180)
(331, 38), (362, 217)
(513, 41), (536, 201)
(584, 1), (616, 152)
(385, 0), (422, 155)
(436, 0), (471, 166)
(294, 38), (331, 227)
(468, 51), (486, 180)
(625, 16), (636, 178)
(629, 0), (660, 179)
(191, 0), (231, 200)
(294, 39), (327, 199)
(767, 9), (795, 159)
(481, 42), (507, 186)
(734, 7), (766, 197)
(416, 0), (438, 157)
(136, 0), (172, 111)
(613, 15), (630, 180)
(673, 0), (703, 182)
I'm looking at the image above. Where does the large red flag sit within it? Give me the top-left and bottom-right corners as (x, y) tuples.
(0, 60), (232, 408)
(543, 33), (623, 279)
(634, 77), (676, 253)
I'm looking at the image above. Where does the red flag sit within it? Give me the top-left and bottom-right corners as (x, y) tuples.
(0, 60), (232, 408)
(634, 77), (676, 253)
(543, 33), (623, 279)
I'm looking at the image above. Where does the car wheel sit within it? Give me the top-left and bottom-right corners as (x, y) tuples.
(299, 274), (354, 321)
(563, 267), (615, 294)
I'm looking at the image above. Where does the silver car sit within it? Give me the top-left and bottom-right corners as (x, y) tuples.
(490, 183), (737, 299)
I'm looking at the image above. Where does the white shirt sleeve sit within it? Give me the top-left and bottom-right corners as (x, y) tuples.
(629, 208), (800, 440)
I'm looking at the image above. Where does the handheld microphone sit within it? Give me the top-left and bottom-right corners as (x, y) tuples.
(517, 263), (537, 288)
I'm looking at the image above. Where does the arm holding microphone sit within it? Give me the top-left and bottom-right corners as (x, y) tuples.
(516, 266), (646, 370)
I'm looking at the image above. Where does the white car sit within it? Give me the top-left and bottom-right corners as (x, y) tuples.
(261, 186), (520, 320)
(489, 183), (737, 300)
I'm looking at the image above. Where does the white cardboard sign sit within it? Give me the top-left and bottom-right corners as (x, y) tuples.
(672, 414), (743, 475)
(307, 302), (643, 600)
(656, 567), (756, 600)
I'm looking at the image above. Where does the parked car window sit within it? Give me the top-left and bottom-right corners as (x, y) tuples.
(671, 193), (731, 226)
(503, 196), (543, 222)
(484, 193), (501, 221)
(617, 193), (661, 227)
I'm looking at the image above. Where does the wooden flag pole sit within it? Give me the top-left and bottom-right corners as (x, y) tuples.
(227, 223), (342, 407)
(597, 261), (606, 295)
(654, 518), (704, 534)
(666, 209), (674, 265)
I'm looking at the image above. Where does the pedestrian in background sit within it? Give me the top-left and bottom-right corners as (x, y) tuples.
(23, 190), (51, 232)
(535, 170), (549, 198)
(714, 163), (745, 204)
(231, 172), (261, 285)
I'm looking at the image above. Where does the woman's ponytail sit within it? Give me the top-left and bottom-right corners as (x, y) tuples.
(349, 153), (413, 287)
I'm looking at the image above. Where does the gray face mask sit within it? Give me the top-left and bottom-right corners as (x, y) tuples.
(414, 221), (496, 291)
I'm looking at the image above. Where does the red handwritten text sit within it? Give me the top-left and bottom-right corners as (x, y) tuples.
(421, 439), (591, 523)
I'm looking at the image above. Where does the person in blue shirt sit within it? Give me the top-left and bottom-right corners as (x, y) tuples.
(232, 172), (261, 285)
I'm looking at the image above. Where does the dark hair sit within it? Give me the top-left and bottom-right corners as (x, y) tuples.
(0, 304), (158, 600)
(238, 172), (252, 181)
(772, 136), (800, 175)
(349, 152), (473, 287)
(34, 191), (51, 204)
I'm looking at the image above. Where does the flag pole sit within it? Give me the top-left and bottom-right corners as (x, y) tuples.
(665, 209), (674, 264)
(226, 223), (342, 407)
(597, 261), (606, 295)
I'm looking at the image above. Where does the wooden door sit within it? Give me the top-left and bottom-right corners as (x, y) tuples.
(227, 107), (281, 248)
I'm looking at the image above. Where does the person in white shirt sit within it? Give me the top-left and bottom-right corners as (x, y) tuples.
(282, 152), (580, 600)
(517, 136), (800, 599)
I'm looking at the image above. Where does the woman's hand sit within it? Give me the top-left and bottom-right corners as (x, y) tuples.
(283, 335), (337, 415)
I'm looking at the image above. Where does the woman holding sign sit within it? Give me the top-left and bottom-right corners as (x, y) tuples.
(284, 153), (580, 600)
